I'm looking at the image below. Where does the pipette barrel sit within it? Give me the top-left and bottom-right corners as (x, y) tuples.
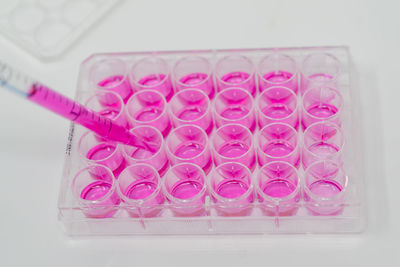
(28, 83), (146, 148)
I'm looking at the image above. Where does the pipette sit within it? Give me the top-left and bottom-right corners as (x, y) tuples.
(0, 60), (149, 150)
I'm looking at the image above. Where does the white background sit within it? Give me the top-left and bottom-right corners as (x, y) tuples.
(0, 0), (398, 266)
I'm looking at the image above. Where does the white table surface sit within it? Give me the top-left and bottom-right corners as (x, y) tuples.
(0, 0), (398, 266)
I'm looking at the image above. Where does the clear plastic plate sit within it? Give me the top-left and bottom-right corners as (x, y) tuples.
(58, 46), (366, 236)
(0, 0), (120, 60)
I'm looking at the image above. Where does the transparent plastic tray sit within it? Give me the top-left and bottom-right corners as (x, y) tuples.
(0, 0), (120, 60)
(58, 46), (366, 235)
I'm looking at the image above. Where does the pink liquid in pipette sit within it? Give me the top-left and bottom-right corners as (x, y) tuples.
(180, 72), (208, 85)
(86, 143), (116, 160)
(307, 103), (338, 118)
(171, 181), (203, 199)
(217, 180), (249, 198)
(264, 71), (293, 83)
(218, 141), (249, 158)
(178, 106), (206, 120)
(125, 181), (157, 200)
(308, 180), (342, 197)
(263, 179), (296, 198)
(221, 71), (250, 84)
(80, 181), (112, 201)
(27, 84), (147, 149)
(263, 141), (294, 157)
(262, 105), (293, 119)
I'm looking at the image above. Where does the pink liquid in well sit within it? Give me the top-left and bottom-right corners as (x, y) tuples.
(171, 180), (203, 199)
(98, 75), (132, 102)
(308, 142), (339, 156)
(307, 103), (338, 118)
(174, 141), (205, 159)
(98, 108), (120, 120)
(220, 106), (249, 120)
(180, 72), (208, 85)
(308, 180), (342, 197)
(80, 181), (112, 201)
(137, 74), (173, 101)
(221, 71), (250, 84)
(112, 160), (127, 177)
(178, 106), (206, 121)
(130, 147), (157, 160)
(138, 74), (167, 86)
(174, 141), (212, 174)
(218, 141), (249, 158)
(263, 71), (293, 83)
(98, 75), (124, 87)
(263, 140), (294, 157)
(128, 146), (168, 176)
(125, 181), (157, 200)
(179, 72), (214, 99)
(157, 161), (170, 177)
(262, 179), (296, 198)
(217, 180), (249, 199)
(262, 104), (293, 119)
(308, 73), (334, 82)
(87, 143), (116, 160)
(135, 107), (163, 122)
